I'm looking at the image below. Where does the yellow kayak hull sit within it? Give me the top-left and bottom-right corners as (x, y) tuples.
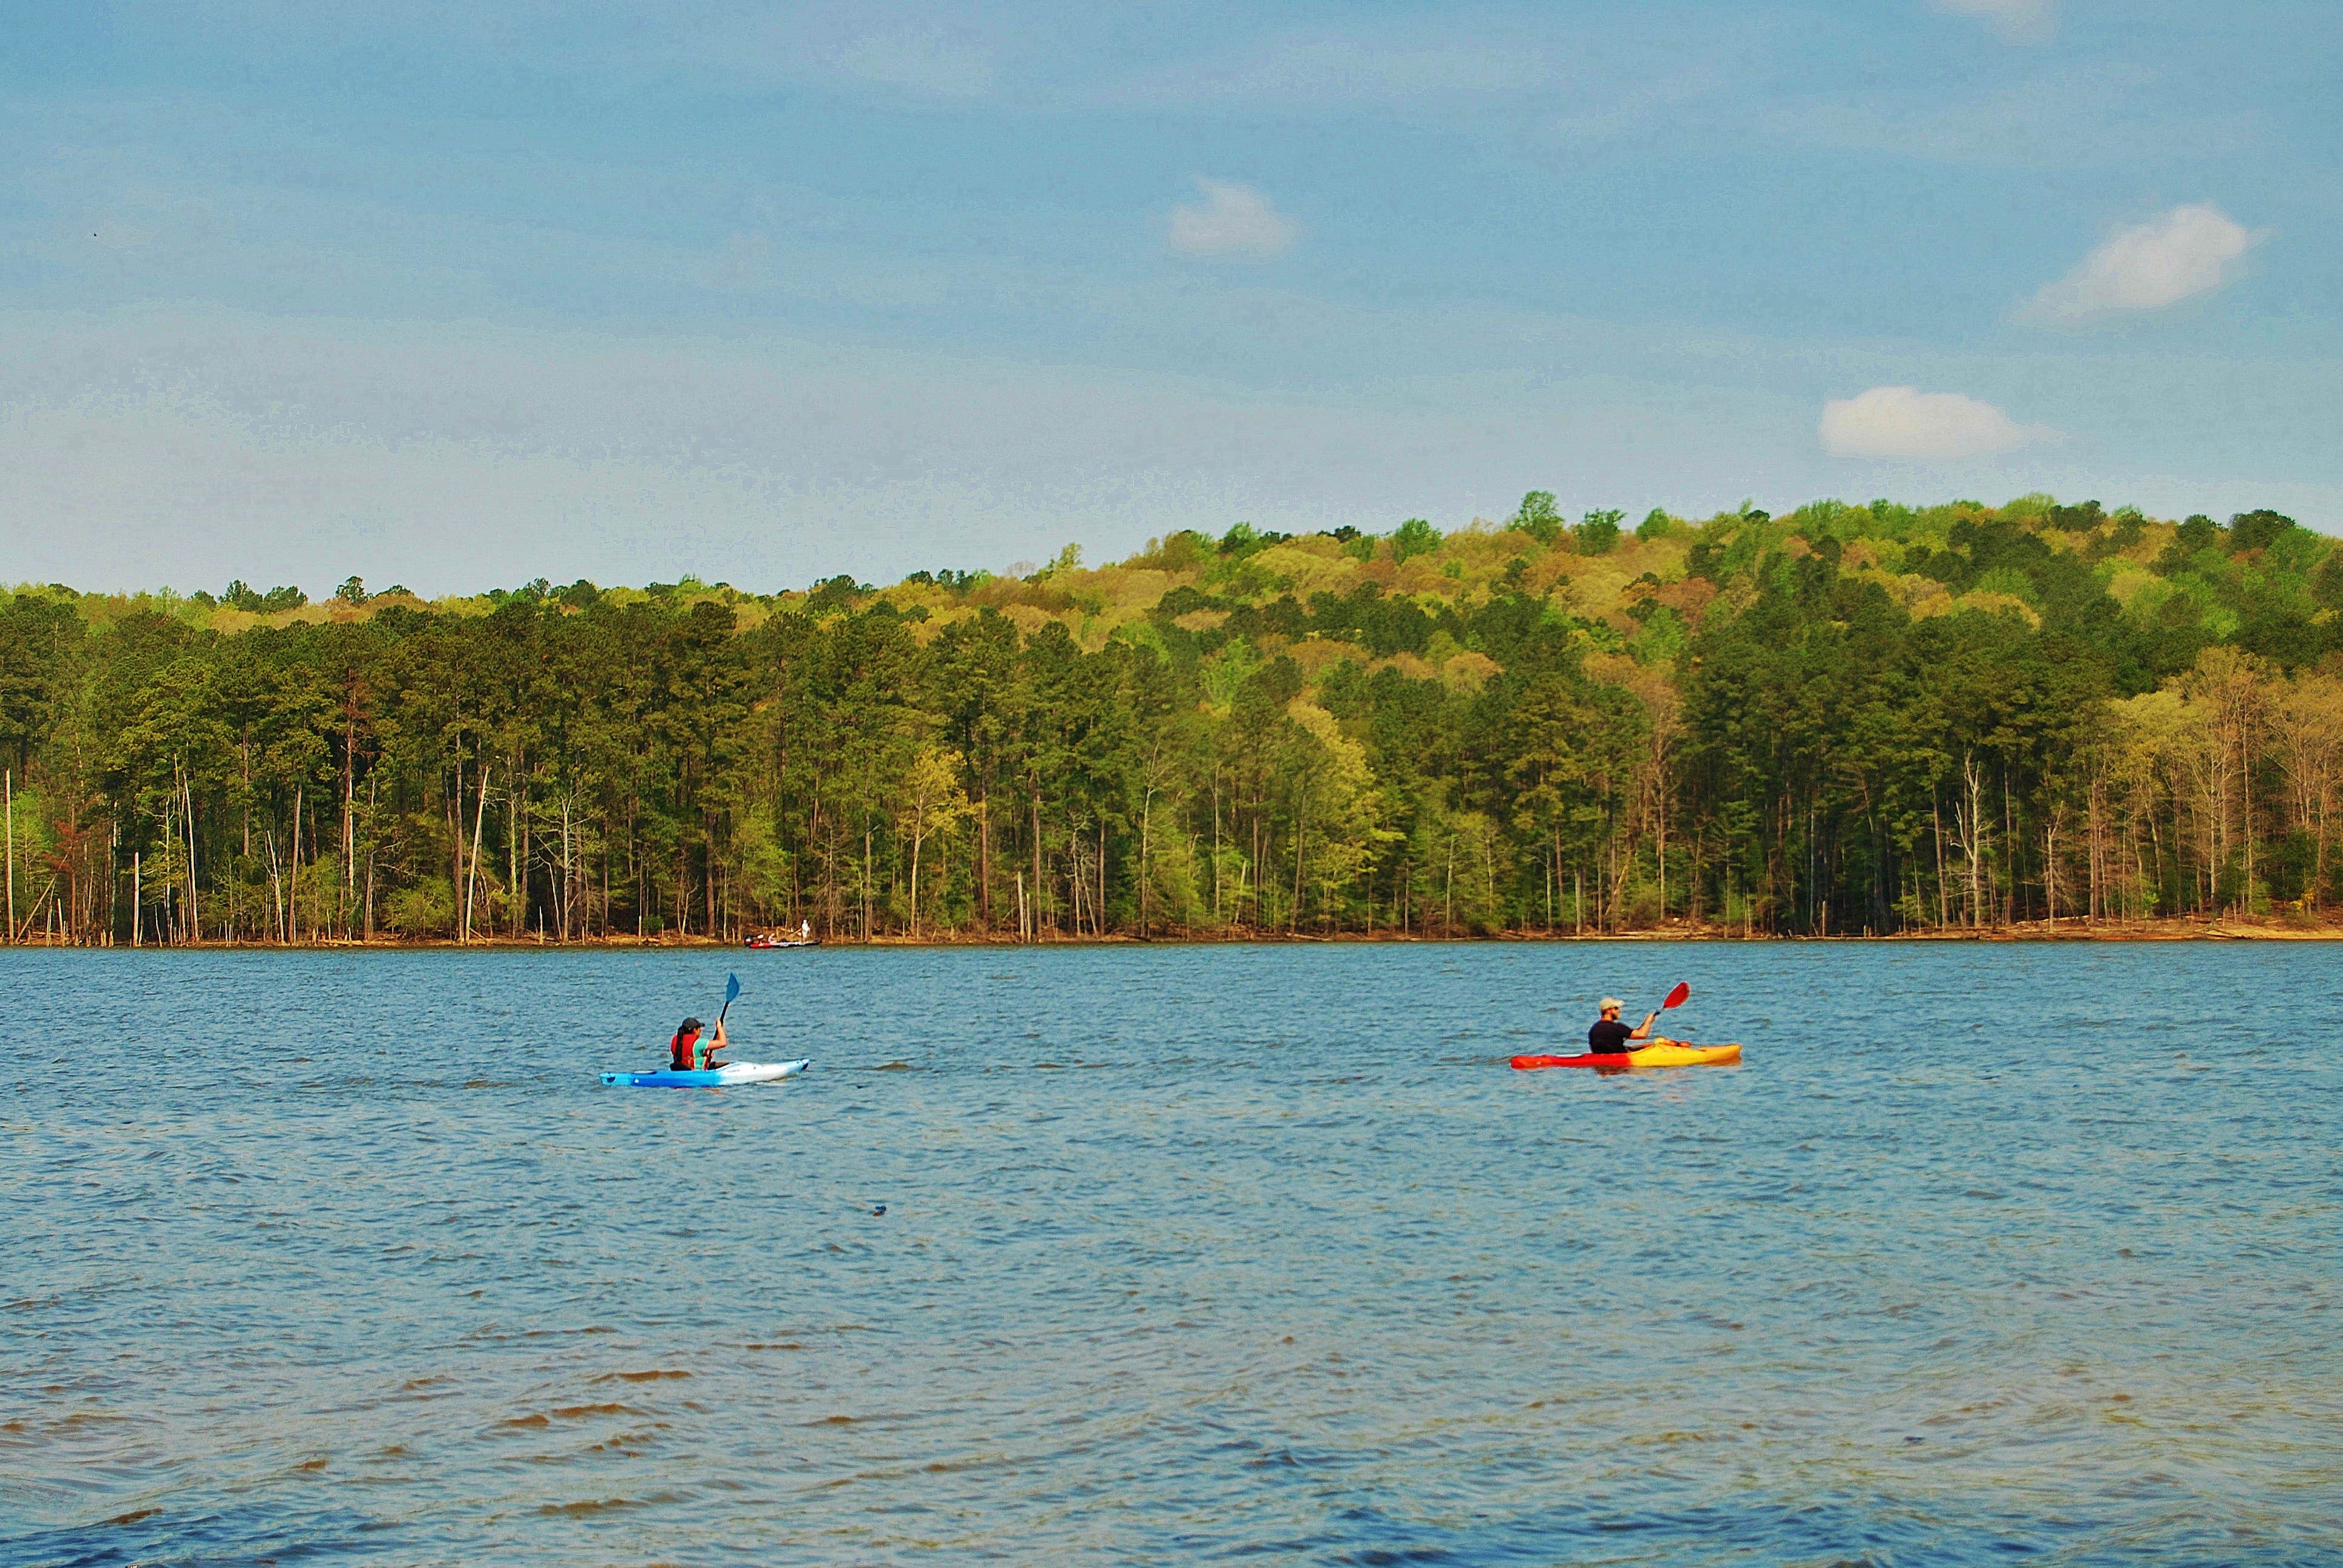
(1511, 1040), (1743, 1071)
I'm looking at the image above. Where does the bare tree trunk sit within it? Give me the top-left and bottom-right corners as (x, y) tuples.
(364, 775), (377, 941)
(2044, 812), (2060, 928)
(1138, 785), (1153, 938)
(1963, 753), (1987, 929)
(1933, 794), (1948, 930)
(1656, 765), (1668, 924)
(510, 779), (522, 939)
(182, 766), (200, 943)
(1290, 794), (1306, 936)
(289, 785), (301, 944)
(463, 770), (490, 942)
(344, 702), (356, 893)
(451, 749), (463, 920)
(1444, 834), (1455, 936)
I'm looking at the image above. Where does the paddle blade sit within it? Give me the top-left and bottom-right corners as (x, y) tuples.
(1660, 981), (1691, 1010)
(726, 972), (741, 1004)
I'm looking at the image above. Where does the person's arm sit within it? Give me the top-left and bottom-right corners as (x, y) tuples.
(1628, 1011), (1658, 1040)
(707, 1017), (729, 1063)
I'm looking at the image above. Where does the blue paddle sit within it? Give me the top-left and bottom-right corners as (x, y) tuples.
(718, 971), (741, 1028)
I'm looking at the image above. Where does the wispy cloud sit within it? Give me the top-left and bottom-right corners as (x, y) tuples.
(1168, 180), (1299, 261)
(1933, 0), (2057, 45)
(1106, 22), (1550, 113)
(1820, 386), (2060, 460)
(697, 232), (775, 294)
(1530, 64), (1727, 144)
(1100, 10), (1757, 131)
(1763, 65), (2247, 169)
(802, 17), (997, 99)
(111, 0), (1007, 102)
(2021, 204), (2264, 323)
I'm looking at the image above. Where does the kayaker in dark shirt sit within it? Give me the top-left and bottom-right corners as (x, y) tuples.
(1588, 997), (1658, 1056)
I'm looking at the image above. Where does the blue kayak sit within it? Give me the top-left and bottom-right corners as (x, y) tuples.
(600, 1059), (811, 1088)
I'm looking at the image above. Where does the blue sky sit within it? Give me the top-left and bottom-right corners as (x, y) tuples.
(4, 1), (2338, 594)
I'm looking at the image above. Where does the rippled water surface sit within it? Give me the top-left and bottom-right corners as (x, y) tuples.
(4, 942), (2340, 1566)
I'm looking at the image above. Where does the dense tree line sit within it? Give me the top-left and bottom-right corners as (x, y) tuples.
(5, 495), (2341, 946)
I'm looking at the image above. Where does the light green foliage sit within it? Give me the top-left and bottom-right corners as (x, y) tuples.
(1221, 521), (1259, 553)
(1971, 566), (2040, 606)
(385, 877), (456, 936)
(1199, 639), (1262, 709)
(1865, 498), (1919, 536)
(1391, 518), (1443, 562)
(1513, 491), (1564, 545)
(732, 809), (795, 916)
(1575, 509), (1624, 555)
(1142, 531), (1213, 571)
(1628, 604), (1687, 665)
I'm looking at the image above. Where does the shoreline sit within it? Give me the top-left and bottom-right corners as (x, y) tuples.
(9, 915), (2340, 951)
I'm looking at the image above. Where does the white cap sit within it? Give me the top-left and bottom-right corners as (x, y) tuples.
(1599, 998), (1624, 1011)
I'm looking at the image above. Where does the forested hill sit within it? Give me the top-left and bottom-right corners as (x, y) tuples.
(5, 495), (2341, 946)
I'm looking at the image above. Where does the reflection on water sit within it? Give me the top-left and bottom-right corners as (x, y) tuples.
(4, 942), (2339, 1564)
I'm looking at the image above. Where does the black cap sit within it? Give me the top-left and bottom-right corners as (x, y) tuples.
(680, 1017), (703, 1033)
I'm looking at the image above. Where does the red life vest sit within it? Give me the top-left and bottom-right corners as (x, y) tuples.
(671, 1030), (698, 1071)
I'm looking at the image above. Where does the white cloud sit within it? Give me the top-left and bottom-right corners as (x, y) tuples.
(2022, 204), (2263, 322)
(1819, 386), (2059, 460)
(1934, 0), (2056, 44)
(1167, 180), (1299, 261)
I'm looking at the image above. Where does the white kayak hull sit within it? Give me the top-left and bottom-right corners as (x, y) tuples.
(600, 1059), (811, 1088)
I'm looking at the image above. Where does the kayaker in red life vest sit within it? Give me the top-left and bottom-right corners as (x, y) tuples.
(1588, 998), (1659, 1056)
(668, 1015), (729, 1072)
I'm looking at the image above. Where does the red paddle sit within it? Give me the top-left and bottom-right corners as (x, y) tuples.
(1651, 981), (1690, 1040)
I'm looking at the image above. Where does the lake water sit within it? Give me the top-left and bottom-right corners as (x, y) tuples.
(4, 941), (2339, 1566)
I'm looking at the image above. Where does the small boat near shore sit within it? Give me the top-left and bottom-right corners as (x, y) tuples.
(745, 932), (821, 950)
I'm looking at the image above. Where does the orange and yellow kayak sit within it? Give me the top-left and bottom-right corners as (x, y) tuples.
(1510, 1040), (1742, 1071)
